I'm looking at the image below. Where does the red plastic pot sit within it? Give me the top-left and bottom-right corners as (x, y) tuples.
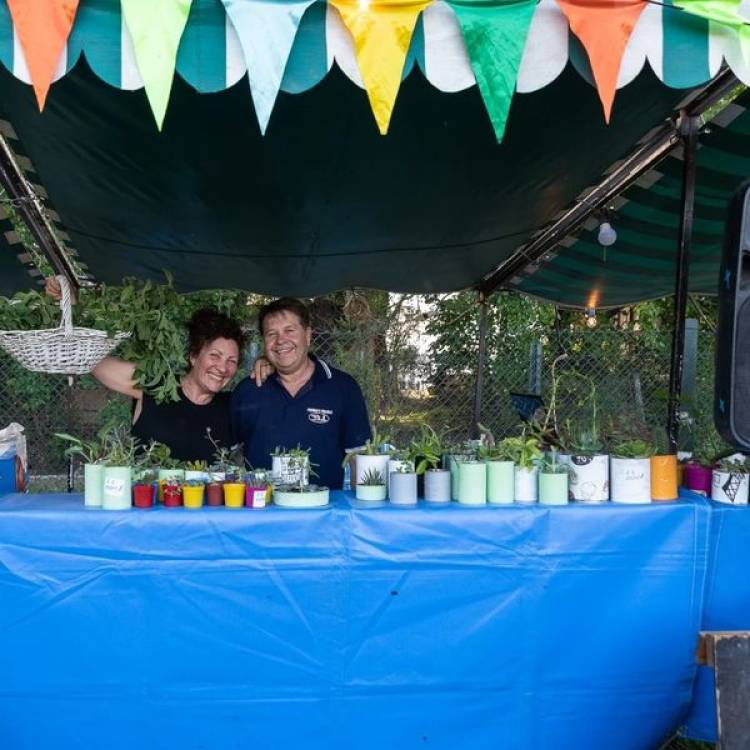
(206, 482), (224, 506)
(683, 462), (714, 496)
(163, 485), (183, 507)
(132, 483), (154, 509)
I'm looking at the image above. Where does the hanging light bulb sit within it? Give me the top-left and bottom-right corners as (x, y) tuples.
(597, 221), (617, 247)
(585, 307), (597, 328)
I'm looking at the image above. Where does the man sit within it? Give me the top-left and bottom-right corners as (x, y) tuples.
(231, 297), (372, 489)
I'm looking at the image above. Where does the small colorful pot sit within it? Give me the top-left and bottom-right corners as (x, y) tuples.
(223, 482), (245, 508)
(682, 462), (713, 496)
(651, 455), (678, 501)
(245, 484), (270, 508)
(163, 484), (183, 507)
(206, 482), (224, 506)
(132, 483), (154, 509)
(158, 469), (185, 502)
(183, 484), (205, 509)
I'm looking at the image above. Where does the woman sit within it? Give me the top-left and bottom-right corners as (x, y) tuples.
(46, 278), (247, 462)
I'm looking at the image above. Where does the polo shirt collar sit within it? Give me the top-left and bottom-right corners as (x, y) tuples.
(271, 354), (332, 396)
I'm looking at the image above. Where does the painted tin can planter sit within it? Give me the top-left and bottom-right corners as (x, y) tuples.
(271, 455), (309, 486)
(163, 484), (183, 507)
(83, 463), (104, 507)
(486, 461), (514, 504)
(514, 466), (538, 503)
(562, 454), (609, 503)
(273, 487), (330, 508)
(102, 466), (132, 510)
(206, 482), (224, 506)
(357, 454), (391, 489)
(682, 463), (713, 496)
(423, 469), (451, 503)
(387, 459), (412, 498)
(457, 461), (487, 505)
(446, 455), (464, 501)
(245, 484), (270, 508)
(182, 484), (205, 509)
(132, 483), (154, 508)
(184, 470), (209, 483)
(223, 482), (245, 508)
(356, 484), (387, 502)
(539, 472), (568, 505)
(711, 470), (750, 505)
(610, 457), (651, 504)
(390, 472), (417, 505)
(650, 455), (678, 501)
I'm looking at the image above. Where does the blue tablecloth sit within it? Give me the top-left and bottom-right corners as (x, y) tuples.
(0, 491), (711, 750)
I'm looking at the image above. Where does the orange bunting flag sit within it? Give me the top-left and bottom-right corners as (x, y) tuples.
(6, 0), (80, 110)
(555, 0), (647, 123)
(330, 0), (432, 135)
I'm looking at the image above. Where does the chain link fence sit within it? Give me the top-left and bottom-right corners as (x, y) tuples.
(0, 318), (718, 493)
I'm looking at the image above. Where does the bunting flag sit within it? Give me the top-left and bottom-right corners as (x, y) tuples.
(221, 0), (316, 134)
(555, 0), (648, 122)
(676, 0), (750, 65)
(120, 0), (193, 129)
(330, 0), (432, 134)
(445, 0), (537, 141)
(5, 0), (80, 109)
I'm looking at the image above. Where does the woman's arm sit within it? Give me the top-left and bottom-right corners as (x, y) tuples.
(92, 357), (142, 399)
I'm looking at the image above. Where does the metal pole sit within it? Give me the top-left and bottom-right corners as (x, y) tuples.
(667, 114), (699, 452)
(471, 293), (489, 438)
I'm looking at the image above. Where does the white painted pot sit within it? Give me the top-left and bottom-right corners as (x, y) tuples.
(274, 486), (329, 508)
(610, 457), (651, 504)
(514, 466), (538, 503)
(272, 455), (309, 486)
(711, 470), (750, 505)
(561, 454), (609, 503)
(390, 471), (417, 505)
(387, 459), (412, 498)
(102, 466), (132, 510)
(424, 469), (451, 503)
(356, 454), (391, 489)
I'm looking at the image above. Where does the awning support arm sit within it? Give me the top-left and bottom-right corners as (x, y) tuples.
(471, 292), (489, 439)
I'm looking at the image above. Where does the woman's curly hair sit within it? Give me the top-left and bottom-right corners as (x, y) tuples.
(186, 307), (246, 362)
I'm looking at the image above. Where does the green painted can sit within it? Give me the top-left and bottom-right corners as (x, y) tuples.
(102, 466), (132, 510)
(486, 461), (514, 504)
(83, 463), (104, 507)
(539, 472), (568, 505)
(457, 461), (487, 505)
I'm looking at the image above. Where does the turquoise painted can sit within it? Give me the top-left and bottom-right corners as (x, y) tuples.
(457, 461), (487, 505)
(102, 466), (132, 510)
(83, 463), (104, 507)
(486, 461), (514, 504)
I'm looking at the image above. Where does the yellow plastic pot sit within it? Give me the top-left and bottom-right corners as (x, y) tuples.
(182, 484), (205, 509)
(651, 455), (678, 502)
(223, 482), (245, 508)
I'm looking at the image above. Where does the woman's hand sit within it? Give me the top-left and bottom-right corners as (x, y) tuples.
(44, 276), (77, 304)
(253, 356), (275, 386)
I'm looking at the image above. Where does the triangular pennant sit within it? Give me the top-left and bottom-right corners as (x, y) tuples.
(676, 0), (750, 66)
(120, 0), (193, 129)
(445, 0), (537, 142)
(330, 0), (432, 135)
(221, 0), (316, 134)
(555, 0), (648, 123)
(6, 0), (80, 109)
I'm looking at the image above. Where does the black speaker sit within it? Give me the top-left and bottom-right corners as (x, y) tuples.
(715, 180), (750, 450)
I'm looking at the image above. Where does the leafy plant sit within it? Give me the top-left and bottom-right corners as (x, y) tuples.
(409, 424), (443, 474)
(716, 455), (750, 474)
(358, 468), (385, 486)
(479, 437), (518, 462)
(100, 425), (138, 466)
(54, 432), (106, 465)
(149, 441), (179, 470)
(503, 431), (543, 470)
(184, 460), (208, 471)
(611, 440), (653, 459)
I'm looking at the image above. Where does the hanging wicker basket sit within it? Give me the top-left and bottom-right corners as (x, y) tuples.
(0, 275), (129, 375)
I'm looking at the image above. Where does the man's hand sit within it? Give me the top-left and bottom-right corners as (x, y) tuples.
(252, 356), (274, 386)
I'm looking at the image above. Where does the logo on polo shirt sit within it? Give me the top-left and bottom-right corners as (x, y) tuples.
(307, 407), (333, 425)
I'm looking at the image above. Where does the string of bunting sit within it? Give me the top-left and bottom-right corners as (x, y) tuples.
(4, 0), (750, 141)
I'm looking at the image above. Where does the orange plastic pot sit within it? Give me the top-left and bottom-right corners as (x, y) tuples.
(651, 455), (678, 502)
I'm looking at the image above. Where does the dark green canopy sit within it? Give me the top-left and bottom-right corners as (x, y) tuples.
(0, 56), (693, 304)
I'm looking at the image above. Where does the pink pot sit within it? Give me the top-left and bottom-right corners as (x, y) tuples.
(683, 463), (714, 496)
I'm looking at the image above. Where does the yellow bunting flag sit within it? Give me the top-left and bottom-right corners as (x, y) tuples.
(120, 0), (193, 130)
(555, 0), (648, 123)
(330, 0), (432, 134)
(6, 0), (80, 110)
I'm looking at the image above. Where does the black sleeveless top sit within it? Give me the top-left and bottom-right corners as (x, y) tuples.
(131, 389), (232, 463)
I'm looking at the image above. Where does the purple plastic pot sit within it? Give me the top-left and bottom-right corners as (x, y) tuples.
(683, 462), (713, 496)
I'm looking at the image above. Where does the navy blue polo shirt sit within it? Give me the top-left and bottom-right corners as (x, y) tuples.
(230, 356), (371, 489)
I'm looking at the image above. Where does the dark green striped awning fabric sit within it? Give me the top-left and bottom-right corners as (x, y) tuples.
(0, 206), (38, 295)
(515, 92), (750, 308)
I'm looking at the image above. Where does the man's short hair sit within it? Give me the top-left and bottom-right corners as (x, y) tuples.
(258, 297), (311, 335)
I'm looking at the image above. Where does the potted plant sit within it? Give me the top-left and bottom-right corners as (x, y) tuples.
(131, 440), (159, 508)
(184, 459), (209, 483)
(356, 468), (387, 502)
(538, 448), (569, 506)
(444, 440), (478, 501)
(508, 431), (543, 503)
(55, 431), (106, 507)
(650, 430), (678, 502)
(609, 440), (653, 504)
(389, 461), (418, 506)
(456, 455), (487, 505)
(182, 476), (206, 509)
(683, 428), (728, 497)
(273, 448), (329, 508)
(163, 478), (183, 507)
(245, 469), (271, 509)
(343, 427), (391, 489)
(151, 442), (184, 502)
(100, 426), (137, 511)
(272, 445), (310, 486)
(559, 419), (609, 503)
(410, 425), (450, 503)
(712, 455), (750, 505)
(478, 427), (516, 505)
(387, 448), (413, 498)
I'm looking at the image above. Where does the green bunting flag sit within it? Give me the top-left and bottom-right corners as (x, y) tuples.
(676, 0), (750, 64)
(445, 0), (538, 142)
(120, 0), (194, 129)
